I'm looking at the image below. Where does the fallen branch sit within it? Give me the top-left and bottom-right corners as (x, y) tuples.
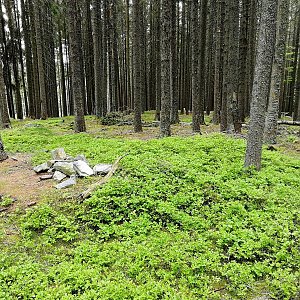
(277, 120), (300, 126)
(79, 154), (127, 200)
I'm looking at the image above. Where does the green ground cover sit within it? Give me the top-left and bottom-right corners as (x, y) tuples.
(0, 117), (299, 299)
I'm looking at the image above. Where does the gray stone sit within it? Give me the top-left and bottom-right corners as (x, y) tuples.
(53, 161), (75, 176)
(51, 148), (67, 160)
(47, 160), (56, 168)
(73, 160), (94, 177)
(40, 174), (53, 180)
(93, 164), (112, 175)
(48, 159), (74, 167)
(74, 154), (87, 162)
(33, 163), (50, 173)
(53, 171), (67, 182)
(55, 176), (76, 189)
(66, 156), (75, 161)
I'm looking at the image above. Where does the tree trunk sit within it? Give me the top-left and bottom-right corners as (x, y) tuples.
(199, 0), (208, 124)
(0, 11), (10, 127)
(43, 2), (59, 118)
(82, 0), (95, 115)
(294, 50), (300, 121)
(227, 0), (241, 133)
(191, 0), (201, 132)
(28, 0), (40, 118)
(154, 0), (161, 121)
(133, 0), (143, 132)
(66, 0), (86, 132)
(58, 29), (67, 116)
(0, 59), (9, 129)
(264, 0), (289, 144)
(205, 0), (216, 116)
(0, 56), (8, 159)
(160, 0), (171, 137)
(238, 0), (249, 123)
(125, 0), (131, 110)
(0, 135), (7, 161)
(170, 0), (179, 124)
(21, 0), (35, 119)
(92, 0), (103, 117)
(5, 0), (23, 119)
(292, 11), (300, 120)
(33, 0), (47, 120)
(213, 0), (224, 124)
(245, 0), (278, 170)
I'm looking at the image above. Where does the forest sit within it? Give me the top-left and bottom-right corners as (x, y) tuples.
(0, 0), (300, 299)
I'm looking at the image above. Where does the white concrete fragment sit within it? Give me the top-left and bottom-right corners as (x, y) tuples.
(93, 164), (112, 175)
(51, 148), (67, 160)
(53, 171), (67, 182)
(53, 162), (75, 176)
(55, 176), (76, 189)
(73, 160), (94, 177)
(33, 162), (49, 173)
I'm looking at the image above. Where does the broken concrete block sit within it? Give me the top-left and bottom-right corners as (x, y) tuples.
(73, 160), (94, 177)
(33, 163), (50, 173)
(53, 162), (75, 176)
(55, 176), (76, 189)
(40, 174), (53, 180)
(51, 148), (67, 160)
(53, 171), (67, 182)
(93, 164), (112, 175)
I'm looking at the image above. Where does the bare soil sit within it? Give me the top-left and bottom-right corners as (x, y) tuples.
(0, 154), (53, 211)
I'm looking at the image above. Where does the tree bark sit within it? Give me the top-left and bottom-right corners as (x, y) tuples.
(160, 0), (171, 137)
(5, 0), (23, 119)
(238, 0), (249, 123)
(66, 0), (86, 132)
(0, 57), (8, 160)
(170, 0), (179, 124)
(294, 50), (300, 121)
(264, 0), (289, 144)
(191, 0), (201, 132)
(292, 11), (300, 120)
(154, 0), (161, 121)
(213, 0), (224, 124)
(0, 135), (7, 161)
(92, 0), (103, 117)
(33, 0), (47, 120)
(21, 0), (35, 118)
(245, 0), (278, 170)
(133, 0), (143, 132)
(0, 58), (9, 129)
(82, 0), (95, 115)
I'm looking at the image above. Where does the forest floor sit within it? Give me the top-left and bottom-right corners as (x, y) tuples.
(0, 154), (53, 210)
(0, 112), (299, 299)
(1, 112), (299, 212)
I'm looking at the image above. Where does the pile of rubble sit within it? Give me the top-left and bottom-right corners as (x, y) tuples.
(33, 148), (112, 189)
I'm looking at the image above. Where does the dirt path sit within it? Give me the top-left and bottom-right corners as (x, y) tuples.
(0, 154), (53, 210)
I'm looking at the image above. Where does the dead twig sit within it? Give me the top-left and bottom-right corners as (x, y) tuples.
(79, 154), (127, 200)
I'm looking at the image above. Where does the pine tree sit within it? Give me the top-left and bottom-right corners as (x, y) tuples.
(66, 0), (86, 132)
(245, 0), (278, 170)
(160, 0), (171, 137)
(264, 0), (289, 144)
(33, 0), (48, 119)
(133, 0), (143, 132)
